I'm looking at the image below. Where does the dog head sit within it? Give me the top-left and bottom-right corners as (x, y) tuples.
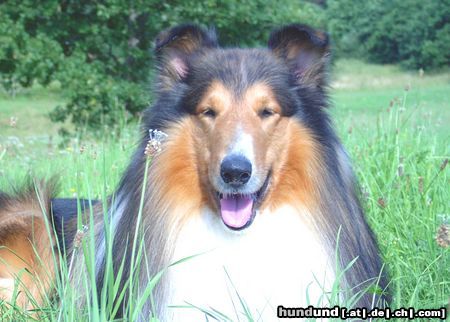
(149, 23), (330, 230)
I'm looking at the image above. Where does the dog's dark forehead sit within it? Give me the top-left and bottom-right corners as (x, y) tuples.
(188, 48), (292, 96)
(183, 48), (298, 115)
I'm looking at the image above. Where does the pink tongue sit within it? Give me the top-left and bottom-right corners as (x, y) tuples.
(219, 195), (254, 229)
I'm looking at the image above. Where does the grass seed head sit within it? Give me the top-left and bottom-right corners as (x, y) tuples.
(440, 158), (448, 172)
(145, 129), (168, 158)
(435, 224), (450, 248)
(73, 225), (88, 249)
(418, 176), (424, 194)
(9, 116), (17, 127)
(377, 197), (386, 208)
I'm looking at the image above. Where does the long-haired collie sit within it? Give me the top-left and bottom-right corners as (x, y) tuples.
(0, 23), (389, 320)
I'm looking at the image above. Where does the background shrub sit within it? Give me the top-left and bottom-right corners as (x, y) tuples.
(327, 0), (450, 69)
(0, 0), (324, 135)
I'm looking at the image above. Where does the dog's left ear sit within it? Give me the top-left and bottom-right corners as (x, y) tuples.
(268, 24), (330, 88)
(155, 24), (218, 90)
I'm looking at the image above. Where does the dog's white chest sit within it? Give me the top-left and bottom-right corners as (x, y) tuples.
(166, 206), (334, 321)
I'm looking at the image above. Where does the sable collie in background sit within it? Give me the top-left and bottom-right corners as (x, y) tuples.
(0, 23), (389, 320)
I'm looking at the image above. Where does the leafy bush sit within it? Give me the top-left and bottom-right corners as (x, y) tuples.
(0, 1), (324, 135)
(0, 10), (62, 91)
(326, 0), (449, 70)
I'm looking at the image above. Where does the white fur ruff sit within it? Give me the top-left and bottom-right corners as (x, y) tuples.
(166, 205), (335, 321)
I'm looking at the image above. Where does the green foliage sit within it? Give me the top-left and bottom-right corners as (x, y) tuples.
(156, 0), (326, 46)
(326, 0), (450, 70)
(0, 9), (62, 90)
(0, 0), (324, 135)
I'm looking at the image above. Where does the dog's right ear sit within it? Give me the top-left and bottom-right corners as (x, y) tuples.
(155, 24), (218, 90)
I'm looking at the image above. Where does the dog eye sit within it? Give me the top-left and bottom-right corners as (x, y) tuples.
(259, 108), (275, 118)
(202, 108), (217, 118)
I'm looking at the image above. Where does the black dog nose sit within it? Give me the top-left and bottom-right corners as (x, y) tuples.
(220, 155), (252, 187)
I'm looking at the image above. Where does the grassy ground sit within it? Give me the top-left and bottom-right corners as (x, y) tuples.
(0, 59), (449, 320)
(331, 59), (449, 141)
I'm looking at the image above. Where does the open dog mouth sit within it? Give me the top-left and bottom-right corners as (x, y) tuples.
(215, 173), (271, 230)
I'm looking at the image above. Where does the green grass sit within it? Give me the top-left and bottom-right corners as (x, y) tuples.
(0, 84), (65, 138)
(0, 59), (449, 320)
(330, 59), (450, 141)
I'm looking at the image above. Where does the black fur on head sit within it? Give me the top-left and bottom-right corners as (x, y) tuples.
(268, 24), (330, 89)
(154, 24), (218, 91)
(146, 23), (332, 137)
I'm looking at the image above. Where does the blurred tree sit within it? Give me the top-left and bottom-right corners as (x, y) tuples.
(326, 0), (450, 69)
(0, 0), (324, 135)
